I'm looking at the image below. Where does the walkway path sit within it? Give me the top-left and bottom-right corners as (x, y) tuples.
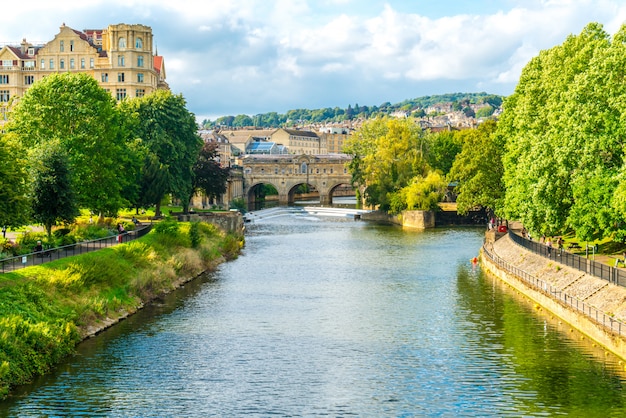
(1, 225), (151, 274)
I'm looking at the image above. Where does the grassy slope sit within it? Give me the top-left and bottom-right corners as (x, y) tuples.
(0, 221), (243, 399)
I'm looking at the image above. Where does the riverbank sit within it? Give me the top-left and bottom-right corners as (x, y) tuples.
(481, 233), (626, 360)
(0, 219), (244, 399)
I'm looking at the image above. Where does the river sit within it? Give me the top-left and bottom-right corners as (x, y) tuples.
(2, 209), (626, 416)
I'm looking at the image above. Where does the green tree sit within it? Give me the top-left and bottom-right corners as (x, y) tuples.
(499, 22), (611, 235)
(6, 72), (128, 216)
(475, 105), (494, 118)
(0, 134), (30, 228)
(233, 114), (253, 127)
(30, 144), (79, 238)
(424, 130), (462, 175)
(390, 171), (447, 214)
(344, 118), (429, 210)
(120, 90), (203, 216)
(448, 120), (502, 215)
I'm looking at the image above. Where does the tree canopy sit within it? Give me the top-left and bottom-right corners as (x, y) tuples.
(499, 22), (626, 240)
(6, 72), (128, 216)
(119, 90), (203, 216)
(344, 118), (449, 213)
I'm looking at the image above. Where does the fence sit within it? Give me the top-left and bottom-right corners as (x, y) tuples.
(0, 224), (152, 274)
(482, 242), (626, 338)
(508, 232), (626, 287)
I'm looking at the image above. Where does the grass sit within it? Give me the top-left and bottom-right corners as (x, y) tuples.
(0, 220), (243, 399)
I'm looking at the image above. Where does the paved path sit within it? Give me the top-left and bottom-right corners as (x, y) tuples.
(1, 225), (151, 273)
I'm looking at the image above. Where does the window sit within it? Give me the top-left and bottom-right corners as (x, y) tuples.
(89, 58), (94, 68)
(118, 37), (126, 49)
(0, 75), (8, 84)
(118, 73), (125, 82)
(118, 55), (125, 67)
(25, 75), (34, 85)
(1, 60), (12, 67)
(49, 59), (54, 69)
(137, 73), (144, 83)
(28, 47), (35, 55)
(80, 58), (85, 69)
(69, 58), (75, 69)
(60, 40), (64, 52)
(70, 40), (74, 51)
(136, 89), (145, 98)
(101, 73), (108, 82)
(0, 90), (9, 102)
(137, 55), (144, 67)
(135, 37), (143, 49)
(301, 163), (307, 174)
(116, 88), (126, 100)
(41, 59), (45, 69)
(60, 59), (65, 69)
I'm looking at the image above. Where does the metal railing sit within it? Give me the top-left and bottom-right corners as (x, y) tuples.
(482, 242), (626, 337)
(0, 224), (152, 273)
(508, 232), (626, 287)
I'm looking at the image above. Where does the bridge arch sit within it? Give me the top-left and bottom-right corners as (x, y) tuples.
(241, 154), (353, 208)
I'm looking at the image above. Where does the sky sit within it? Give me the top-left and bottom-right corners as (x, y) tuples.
(2, 0), (626, 121)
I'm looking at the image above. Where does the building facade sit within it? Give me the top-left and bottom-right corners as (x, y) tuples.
(0, 23), (166, 125)
(270, 128), (324, 155)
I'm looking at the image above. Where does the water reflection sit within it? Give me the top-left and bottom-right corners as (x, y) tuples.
(2, 215), (626, 416)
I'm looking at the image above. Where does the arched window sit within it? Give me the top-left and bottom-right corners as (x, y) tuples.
(135, 37), (143, 49)
(118, 37), (126, 49)
(301, 162), (307, 174)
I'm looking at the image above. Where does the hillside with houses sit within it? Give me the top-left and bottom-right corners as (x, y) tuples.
(201, 92), (503, 131)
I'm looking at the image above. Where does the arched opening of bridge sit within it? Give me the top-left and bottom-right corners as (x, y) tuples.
(323, 183), (357, 206)
(287, 183), (319, 205)
(247, 182), (280, 211)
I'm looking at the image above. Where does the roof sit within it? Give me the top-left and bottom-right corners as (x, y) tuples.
(154, 56), (163, 74)
(280, 128), (319, 138)
(247, 142), (276, 151)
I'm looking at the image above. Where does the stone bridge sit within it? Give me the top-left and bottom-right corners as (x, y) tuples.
(241, 154), (353, 206)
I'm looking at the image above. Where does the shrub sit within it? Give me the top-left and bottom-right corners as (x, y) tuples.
(53, 228), (71, 238)
(189, 222), (201, 248)
(153, 217), (180, 235)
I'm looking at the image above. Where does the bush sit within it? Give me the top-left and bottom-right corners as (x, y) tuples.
(189, 222), (201, 248)
(56, 234), (77, 248)
(53, 228), (71, 238)
(153, 217), (180, 235)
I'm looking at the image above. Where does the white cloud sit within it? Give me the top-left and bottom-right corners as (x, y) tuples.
(3, 0), (626, 118)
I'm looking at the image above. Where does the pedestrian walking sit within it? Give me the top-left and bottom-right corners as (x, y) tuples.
(546, 237), (553, 257)
(557, 237), (563, 256)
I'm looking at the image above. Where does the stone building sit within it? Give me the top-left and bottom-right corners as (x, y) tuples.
(0, 23), (166, 126)
(270, 128), (324, 155)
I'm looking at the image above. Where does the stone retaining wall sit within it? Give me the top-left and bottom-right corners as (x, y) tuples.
(481, 234), (626, 359)
(175, 212), (244, 235)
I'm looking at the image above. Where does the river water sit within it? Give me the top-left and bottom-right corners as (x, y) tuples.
(3, 210), (626, 416)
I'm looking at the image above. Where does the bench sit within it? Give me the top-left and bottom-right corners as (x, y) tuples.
(567, 242), (581, 250)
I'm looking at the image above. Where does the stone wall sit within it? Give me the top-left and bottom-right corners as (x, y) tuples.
(361, 210), (435, 229)
(481, 234), (626, 359)
(176, 212), (244, 235)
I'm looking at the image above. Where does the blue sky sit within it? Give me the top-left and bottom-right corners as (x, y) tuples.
(3, 0), (626, 121)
